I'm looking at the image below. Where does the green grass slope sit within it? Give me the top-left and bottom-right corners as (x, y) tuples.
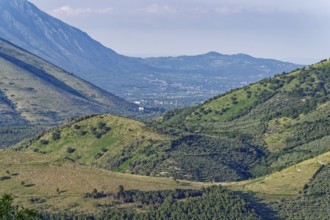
(0, 150), (264, 219)
(269, 164), (330, 220)
(17, 114), (264, 182)
(14, 59), (330, 184)
(16, 115), (174, 175)
(0, 38), (138, 126)
(0, 150), (205, 214)
(161, 59), (330, 178)
(16, 59), (330, 182)
(228, 151), (330, 195)
(221, 151), (330, 220)
(4, 59), (330, 219)
(3, 146), (329, 218)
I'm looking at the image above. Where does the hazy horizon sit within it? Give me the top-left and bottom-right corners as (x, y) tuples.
(28, 0), (330, 65)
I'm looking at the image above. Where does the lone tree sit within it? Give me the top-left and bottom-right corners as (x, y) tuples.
(0, 194), (41, 219)
(117, 185), (126, 201)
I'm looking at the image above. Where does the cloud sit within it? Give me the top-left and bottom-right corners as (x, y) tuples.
(53, 6), (113, 16)
(214, 6), (242, 15)
(145, 4), (177, 15)
(186, 6), (209, 14)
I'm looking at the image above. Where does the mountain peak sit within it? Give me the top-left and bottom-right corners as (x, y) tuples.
(204, 51), (222, 57)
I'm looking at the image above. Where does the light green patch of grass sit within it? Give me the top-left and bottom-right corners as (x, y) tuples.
(19, 115), (169, 167)
(116, 154), (141, 172)
(263, 117), (294, 152)
(227, 151), (330, 195)
(0, 150), (206, 213)
(186, 84), (271, 124)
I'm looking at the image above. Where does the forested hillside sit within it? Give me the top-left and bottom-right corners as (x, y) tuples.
(4, 59), (330, 219)
(160, 59), (330, 178)
(40, 187), (262, 220)
(17, 59), (330, 183)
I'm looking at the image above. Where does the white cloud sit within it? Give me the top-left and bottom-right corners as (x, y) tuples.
(187, 6), (209, 14)
(53, 6), (113, 16)
(215, 6), (241, 15)
(145, 4), (177, 15)
(97, 8), (113, 14)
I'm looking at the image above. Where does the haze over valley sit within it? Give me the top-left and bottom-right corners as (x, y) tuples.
(0, 0), (303, 109)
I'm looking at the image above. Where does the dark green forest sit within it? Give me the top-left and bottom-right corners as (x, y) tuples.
(41, 186), (263, 220)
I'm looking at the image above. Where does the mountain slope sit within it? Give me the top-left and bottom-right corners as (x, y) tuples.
(4, 143), (329, 218)
(17, 114), (263, 182)
(270, 163), (330, 219)
(0, 0), (302, 107)
(161, 59), (330, 176)
(0, 151), (206, 213)
(0, 0), (152, 95)
(229, 151), (330, 195)
(17, 115), (170, 172)
(7, 60), (330, 218)
(16, 60), (330, 182)
(0, 38), (138, 127)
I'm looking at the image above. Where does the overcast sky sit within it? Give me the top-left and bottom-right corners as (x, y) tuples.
(28, 0), (330, 64)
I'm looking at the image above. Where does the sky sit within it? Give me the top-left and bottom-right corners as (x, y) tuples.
(28, 0), (330, 64)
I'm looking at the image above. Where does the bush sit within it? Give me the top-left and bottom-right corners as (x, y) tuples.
(95, 152), (103, 159)
(73, 124), (81, 130)
(39, 139), (48, 145)
(52, 131), (61, 141)
(94, 133), (102, 139)
(66, 147), (76, 153)
(97, 122), (106, 129)
(79, 130), (87, 136)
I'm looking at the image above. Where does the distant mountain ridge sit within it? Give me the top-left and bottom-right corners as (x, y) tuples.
(142, 51), (298, 78)
(0, 0), (303, 107)
(0, 37), (138, 126)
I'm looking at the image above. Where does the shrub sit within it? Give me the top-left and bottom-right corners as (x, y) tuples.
(95, 152), (103, 159)
(66, 147), (76, 153)
(39, 139), (48, 145)
(52, 131), (61, 141)
(79, 130), (87, 136)
(97, 122), (107, 129)
(73, 124), (81, 129)
(94, 133), (102, 139)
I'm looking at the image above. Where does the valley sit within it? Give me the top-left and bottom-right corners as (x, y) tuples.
(1, 48), (329, 219)
(3, 59), (328, 218)
(0, 0), (329, 219)
(0, 0), (302, 108)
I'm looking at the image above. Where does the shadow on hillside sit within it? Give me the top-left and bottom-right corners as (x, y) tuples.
(235, 191), (280, 220)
